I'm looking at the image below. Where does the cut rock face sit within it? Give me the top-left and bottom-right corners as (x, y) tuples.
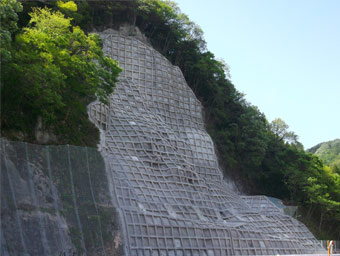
(1, 140), (124, 256)
(89, 30), (324, 255)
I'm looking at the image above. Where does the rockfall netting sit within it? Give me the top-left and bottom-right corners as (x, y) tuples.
(87, 29), (325, 256)
(0, 139), (123, 256)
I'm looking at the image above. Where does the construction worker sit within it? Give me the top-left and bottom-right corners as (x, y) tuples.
(328, 240), (334, 256)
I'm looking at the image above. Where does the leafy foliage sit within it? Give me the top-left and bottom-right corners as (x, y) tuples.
(269, 118), (300, 145)
(1, 2), (121, 145)
(0, 0), (22, 61)
(57, 0), (77, 12)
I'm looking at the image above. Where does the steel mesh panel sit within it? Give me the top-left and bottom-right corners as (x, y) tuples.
(240, 196), (284, 215)
(88, 30), (325, 255)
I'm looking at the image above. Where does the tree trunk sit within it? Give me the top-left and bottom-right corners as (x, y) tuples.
(319, 211), (324, 233)
(307, 204), (314, 221)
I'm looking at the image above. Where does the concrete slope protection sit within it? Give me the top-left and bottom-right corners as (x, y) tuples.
(88, 28), (325, 256)
(0, 140), (124, 256)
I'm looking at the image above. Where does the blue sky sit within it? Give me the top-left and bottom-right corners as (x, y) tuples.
(175, 0), (340, 149)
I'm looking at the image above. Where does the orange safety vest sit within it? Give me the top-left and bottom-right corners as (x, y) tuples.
(328, 240), (334, 256)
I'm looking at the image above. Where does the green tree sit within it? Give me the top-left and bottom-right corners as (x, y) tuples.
(269, 118), (302, 148)
(304, 165), (340, 234)
(0, 0), (22, 62)
(1, 3), (121, 143)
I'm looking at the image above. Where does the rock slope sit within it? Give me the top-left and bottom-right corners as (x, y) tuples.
(0, 27), (325, 256)
(0, 140), (123, 255)
(88, 28), (324, 255)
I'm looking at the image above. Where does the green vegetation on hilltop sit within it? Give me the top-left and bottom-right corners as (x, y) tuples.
(308, 139), (340, 172)
(1, 0), (339, 239)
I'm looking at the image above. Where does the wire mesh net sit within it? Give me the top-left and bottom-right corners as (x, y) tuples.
(87, 29), (325, 255)
(0, 139), (122, 255)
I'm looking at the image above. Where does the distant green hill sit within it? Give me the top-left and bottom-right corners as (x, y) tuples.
(307, 139), (340, 167)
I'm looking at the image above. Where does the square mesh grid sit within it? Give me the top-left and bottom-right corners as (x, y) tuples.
(88, 30), (324, 255)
